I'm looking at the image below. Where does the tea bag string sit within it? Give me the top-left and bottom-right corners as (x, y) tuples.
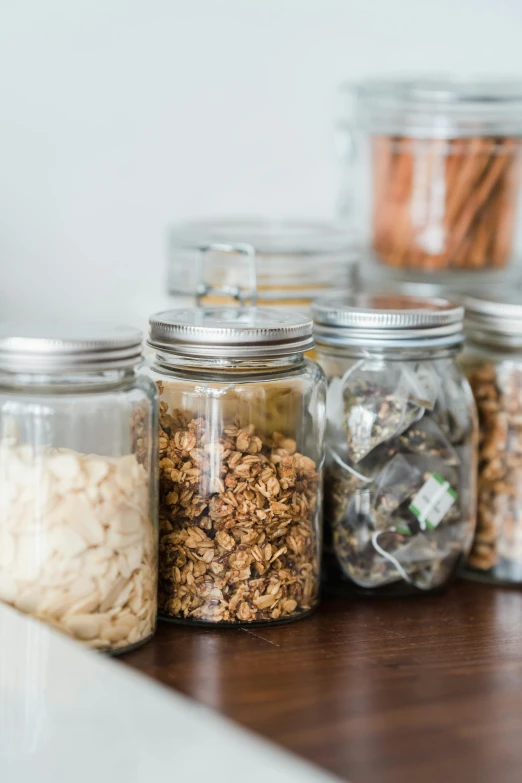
(371, 529), (432, 591)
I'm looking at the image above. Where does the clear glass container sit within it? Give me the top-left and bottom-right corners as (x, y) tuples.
(313, 294), (477, 595)
(0, 323), (158, 653)
(460, 294), (522, 584)
(167, 219), (359, 312)
(143, 307), (326, 625)
(337, 78), (522, 281)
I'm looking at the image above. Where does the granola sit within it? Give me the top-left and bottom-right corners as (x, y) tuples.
(466, 362), (522, 576)
(157, 395), (320, 624)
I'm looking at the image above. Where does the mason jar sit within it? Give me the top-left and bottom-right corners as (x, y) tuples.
(144, 307), (326, 625)
(166, 219), (359, 312)
(0, 323), (158, 652)
(337, 78), (522, 286)
(460, 293), (522, 584)
(313, 294), (477, 595)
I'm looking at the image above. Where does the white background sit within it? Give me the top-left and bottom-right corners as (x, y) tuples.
(1, 0), (522, 327)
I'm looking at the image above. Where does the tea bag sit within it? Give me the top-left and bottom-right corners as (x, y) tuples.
(340, 361), (438, 463)
(373, 454), (423, 526)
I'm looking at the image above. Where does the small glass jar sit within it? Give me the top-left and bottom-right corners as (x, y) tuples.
(166, 219), (359, 312)
(460, 294), (522, 584)
(314, 294), (477, 595)
(144, 307), (326, 625)
(337, 78), (522, 282)
(0, 323), (158, 653)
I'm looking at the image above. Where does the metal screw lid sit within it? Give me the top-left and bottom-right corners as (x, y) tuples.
(0, 321), (143, 373)
(313, 294), (464, 348)
(463, 292), (522, 348)
(148, 307), (314, 359)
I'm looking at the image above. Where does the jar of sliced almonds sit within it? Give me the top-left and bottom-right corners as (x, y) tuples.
(0, 322), (158, 653)
(144, 307), (326, 625)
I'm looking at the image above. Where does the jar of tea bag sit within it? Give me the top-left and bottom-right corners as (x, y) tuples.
(314, 294), (478, 595)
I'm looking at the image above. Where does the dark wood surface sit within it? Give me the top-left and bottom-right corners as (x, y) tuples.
(121, 580), (522, 783)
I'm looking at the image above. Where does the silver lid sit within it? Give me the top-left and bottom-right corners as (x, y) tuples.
(313, 294), (464, 348)
(148, 307), (314, 359)
(464, 293), (522, 348)
(0, 322), (143, 373)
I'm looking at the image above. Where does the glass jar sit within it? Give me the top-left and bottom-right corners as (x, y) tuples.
(166, 219), (359, 312)
(0, 323), (158, 653)
(313, 294), (477, 595)
(337, 78), (522, 282)
(460, 294), (522, 584)
(144, 307), (326, 625)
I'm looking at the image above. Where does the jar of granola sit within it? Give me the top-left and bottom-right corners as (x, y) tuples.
(145, 307), (326, 625)
(461, 293), (522, 583)
(313, 294), (477, 595)
(0, 322), (158, 652)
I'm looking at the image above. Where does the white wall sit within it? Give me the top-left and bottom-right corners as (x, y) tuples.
(1, 0), (522, 327)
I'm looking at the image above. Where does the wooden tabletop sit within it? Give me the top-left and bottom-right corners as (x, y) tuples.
(121, 580), (522, 783)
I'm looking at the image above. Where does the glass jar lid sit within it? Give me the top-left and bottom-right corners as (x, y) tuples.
(0, 322), (143, 373)
(167, 218), (358, 304)
(464, 292), (522, 348)
(313, 294), (464, 348)
(148, 307), (314, 359)
(346, 78), (522, 138)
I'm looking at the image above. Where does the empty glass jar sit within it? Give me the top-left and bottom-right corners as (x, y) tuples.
(461, 293), (522, 583)
(0, 323), (158, 652)
(314, 294), (477, 595)
(144, 307), (326, 625)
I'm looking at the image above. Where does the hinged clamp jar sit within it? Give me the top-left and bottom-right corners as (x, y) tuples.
(167, 219), (359, 311)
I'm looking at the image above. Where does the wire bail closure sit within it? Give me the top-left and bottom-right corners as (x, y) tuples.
(194, 242), (258, 308)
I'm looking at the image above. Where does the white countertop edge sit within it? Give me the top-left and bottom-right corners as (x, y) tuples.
(0, 603), (342, 783)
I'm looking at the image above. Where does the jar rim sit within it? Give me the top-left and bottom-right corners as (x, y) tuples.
(148, 307), (315, 359)
(0, 321), (143, 374)
(341, 77), (522, 138)
(463, 293), (522, 347)
(313, 293), (464, 348)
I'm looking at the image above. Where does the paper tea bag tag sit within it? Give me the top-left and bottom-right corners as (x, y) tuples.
(408, 473), (457, 530)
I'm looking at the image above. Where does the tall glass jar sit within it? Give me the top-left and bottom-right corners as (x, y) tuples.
(144, 307), (326, 625)
(0, 323), (158, 653)
(337, 78), (522, 287)
(314, 294), (477, 595)
(460, 294), (522, 584)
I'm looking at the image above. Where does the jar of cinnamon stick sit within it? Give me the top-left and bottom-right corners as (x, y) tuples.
(337, 79), (522, 274)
